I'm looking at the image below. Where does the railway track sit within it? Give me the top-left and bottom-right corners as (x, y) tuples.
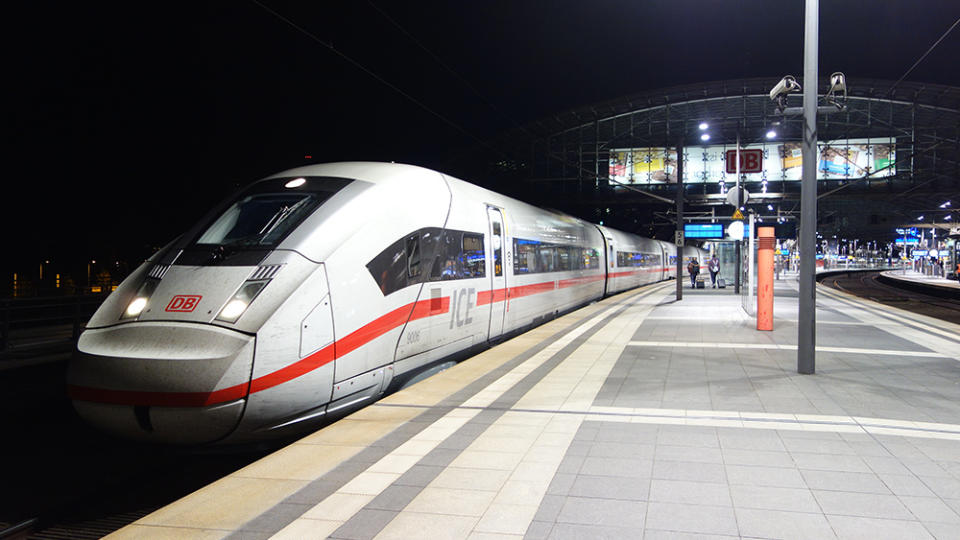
(0, 360), (272, 539)
(821, 271), (960, 325)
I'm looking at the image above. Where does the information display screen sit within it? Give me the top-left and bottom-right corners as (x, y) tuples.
(684, 223), (724, 239)
(609, 138), (896, 185)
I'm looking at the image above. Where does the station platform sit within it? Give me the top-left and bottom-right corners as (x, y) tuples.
(881, 270), (960, 293)
(109, 278), (960, 540)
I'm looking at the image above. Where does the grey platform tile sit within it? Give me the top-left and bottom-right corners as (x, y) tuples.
(899, 495), (960, 524)
(812, 490), (914, 520)
(366, 484), (421, 512)
(532, 494), (566, 522)
(547, 523), (640, 540)
(644, 502), (739, 537)
(525, 520), (553, 540)
(556, 496), (646, 529)
(721, 448), (796, 468)
(716, 431), (785, 452)
(283, 479), (341, 505)
(593, 424), (659, 444)
(580, 456), (653, 478)
(393, 464), (445, 487)
(920, 476), (960, 499)
(564, 441), (593, 457)
(237, 502), (312, 533)
(655, 445), (724, 464)
(725, 464), (806, 488)
(729, 484), (820, 513)
(641, 531), (739, 540)
(791, 452), (870, 473)
(878, 473), (936, 497)
(588, 441), (655, 459)
(652, 460), (727, 484)
(800, 470), (891, 494)
(232, 532), (271, 540)
(734, 507), (837, 540)
(846, 440), (893, 458)
(556, 455), (585, 475)
(546, 473), (576, 496)
(826, 514), (934, 540)
(416, 448), (460, 467)
(656, 428), (719, 448)
(904, 458), (950, 478)
(329, 508), (398, 540)
(924, 521), (960, 540)
(567, 474), (650, 501)
(782, 437), (857, 456)
(649, 479), (731, 507)
(863, 455), (912, 476)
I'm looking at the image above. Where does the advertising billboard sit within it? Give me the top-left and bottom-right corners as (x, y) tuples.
(609, 138), (895, 185)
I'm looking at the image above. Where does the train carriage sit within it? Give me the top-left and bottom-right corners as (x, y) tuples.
(68, 162), (705, 445)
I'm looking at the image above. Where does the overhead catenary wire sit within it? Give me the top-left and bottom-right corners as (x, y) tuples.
(248, 0), (508, 158)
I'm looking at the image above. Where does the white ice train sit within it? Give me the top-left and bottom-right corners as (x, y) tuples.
(68, 162), (708, 445)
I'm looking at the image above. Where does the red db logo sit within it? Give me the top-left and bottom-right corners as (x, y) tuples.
(165, 295), (202, 312)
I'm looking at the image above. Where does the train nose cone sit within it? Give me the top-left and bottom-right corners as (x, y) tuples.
(67, 322), (255, 445)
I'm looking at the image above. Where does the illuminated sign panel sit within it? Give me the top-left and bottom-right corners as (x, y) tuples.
(684, 223), (724, 239)
(609, 138), (895, 185)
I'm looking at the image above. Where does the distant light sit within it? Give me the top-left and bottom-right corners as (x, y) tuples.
(285, 178), (306, 188)
(941, 201), (951, 208)
(700, 133), (710, 141)
(304, 155), (312, 159)
(917, 215), (924, 221)
(767, 204), (774, 211)
(766, 130), (777, 139)
(699, 122), (709, 130)
(946, 215), (953, 221)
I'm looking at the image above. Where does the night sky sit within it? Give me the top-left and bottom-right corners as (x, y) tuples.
(6, 1), (960, 287)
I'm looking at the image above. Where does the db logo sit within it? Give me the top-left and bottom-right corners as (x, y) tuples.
(165, 295), (202, 312)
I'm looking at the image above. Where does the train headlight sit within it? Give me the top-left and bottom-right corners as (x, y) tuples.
(216, 280), (269, 323)
(121, 279), (159, 320)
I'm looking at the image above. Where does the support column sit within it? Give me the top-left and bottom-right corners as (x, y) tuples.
(676, 141), (684, 301)
(757, 227), (775, 331)
(798, 0), (819, 374)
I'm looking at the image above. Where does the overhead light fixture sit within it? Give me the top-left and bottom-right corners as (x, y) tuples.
(699, 122), (709, 130)
(918, 215), (924, 221)
(940, 201), (951, 208)
(766, 130), (777, 139)
(700, 133), (710, 141)
(767, 204), (774, 211)
(945, 215), (953, 221)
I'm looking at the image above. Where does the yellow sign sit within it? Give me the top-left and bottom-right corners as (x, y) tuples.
(732, 209), (744, 220)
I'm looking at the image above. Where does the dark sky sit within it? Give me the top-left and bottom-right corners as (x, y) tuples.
(6, 1), (960, 280)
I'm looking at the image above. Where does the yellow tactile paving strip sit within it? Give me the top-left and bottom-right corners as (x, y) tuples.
(108, 284), (664, 539)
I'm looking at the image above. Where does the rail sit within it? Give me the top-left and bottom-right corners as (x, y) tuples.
(0, 294), (108, 352)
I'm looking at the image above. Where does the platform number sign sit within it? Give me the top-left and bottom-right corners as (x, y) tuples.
(725, 149), (763, 174)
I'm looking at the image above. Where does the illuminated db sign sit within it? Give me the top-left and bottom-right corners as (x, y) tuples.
(165, 295), (202, 312)
(725, 149), (763, 174)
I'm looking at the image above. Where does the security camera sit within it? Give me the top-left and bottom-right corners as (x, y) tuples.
(825, 72), (847, 110)
(769, 75), (801, 101)
(828, 72), (846, 95)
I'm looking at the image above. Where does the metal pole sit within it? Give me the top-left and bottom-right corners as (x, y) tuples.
(676, 141), (684, 301)
(798, 0), (818, 375)
(735, 131), (742, 294)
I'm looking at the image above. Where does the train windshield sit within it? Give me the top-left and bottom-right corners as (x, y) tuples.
(194, 177), (353, 248)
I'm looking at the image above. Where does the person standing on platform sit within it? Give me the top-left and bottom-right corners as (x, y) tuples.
(687, 258), (700, 288)
(708, 254), (721, 288)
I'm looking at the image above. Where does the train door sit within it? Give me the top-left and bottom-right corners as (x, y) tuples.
(486, 206), (507, 340)
(605, 237), (615, 294)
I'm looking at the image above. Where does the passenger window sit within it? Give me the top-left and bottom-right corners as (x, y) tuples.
(366, 238), (407, 296)
(428, 229), (486, 282)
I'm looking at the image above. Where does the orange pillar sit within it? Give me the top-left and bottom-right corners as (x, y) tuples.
(757, 227), (775, 331)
